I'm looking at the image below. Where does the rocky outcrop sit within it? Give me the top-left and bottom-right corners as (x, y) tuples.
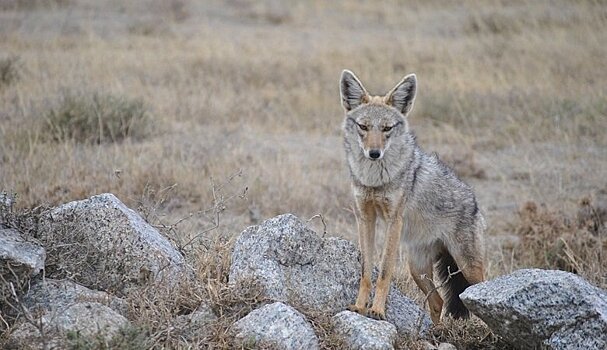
(229, 214), (431, 337)
(36, 193), (190, 294)
(332, 310), (397, 350)
(7, 279), (130, 349)
(231, 302), (319, 349)
(461, 268), (607, 349)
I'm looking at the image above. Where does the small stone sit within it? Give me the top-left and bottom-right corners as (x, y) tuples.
(232, 302), (319, 350)
(332, 310), (397, 350)
(438, 343), (457, 350)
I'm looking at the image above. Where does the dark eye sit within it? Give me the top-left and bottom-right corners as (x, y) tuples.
(382, 126), (393, 132)
(357, 123), (368, 131)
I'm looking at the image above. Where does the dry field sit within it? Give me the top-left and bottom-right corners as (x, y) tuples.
(1, 0), (606, 348)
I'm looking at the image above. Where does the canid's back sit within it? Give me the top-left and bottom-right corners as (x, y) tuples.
(405, 147), (479, 225)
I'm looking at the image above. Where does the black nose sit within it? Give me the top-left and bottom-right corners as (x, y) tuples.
(369, 149), (381, 159)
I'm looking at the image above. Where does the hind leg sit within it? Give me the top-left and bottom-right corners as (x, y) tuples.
(458, 259), (484, 285)
(448, 245), (485, 285)
(408, 257), (443, 325)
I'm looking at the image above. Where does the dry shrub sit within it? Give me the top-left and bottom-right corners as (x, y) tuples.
(514, 199), (606, 287)
(400, 317), (513, 350)
(188, 233), (270, 347)
(124, 278), (206, 348)
(0, 0), (70, 11)
(0, 204), (44, 340)
(229, 0), (294, 25)
(63, 324), (150, 350)
(463, 6), (584, 36)
(577, 189), (607, 235)
(441, 151), (487, 180)
(299, 310), (343, 349)
(44, 92), (150, 144)
(0, 56), (20, 88)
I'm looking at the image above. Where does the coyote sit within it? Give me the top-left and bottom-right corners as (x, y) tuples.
(340, 70), (485, 324)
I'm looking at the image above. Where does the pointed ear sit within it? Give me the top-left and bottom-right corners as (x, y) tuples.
(386, 73), (417, 115)
(340, 70), (369, 111)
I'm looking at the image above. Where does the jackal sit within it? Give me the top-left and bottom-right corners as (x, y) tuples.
(340, 70), (485, 324)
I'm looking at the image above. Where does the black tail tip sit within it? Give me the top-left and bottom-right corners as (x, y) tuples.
(445, 297), (470, 319)
(436, 249), (472, 320)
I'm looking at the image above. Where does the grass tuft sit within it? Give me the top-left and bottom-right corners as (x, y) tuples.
(43, 92), (150, 144)
(0, 56), (21, 88)
(0, 0), (70, 11)
(514, 197), (607, 287)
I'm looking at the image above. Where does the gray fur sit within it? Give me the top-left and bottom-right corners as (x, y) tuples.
(340, 70), (369, 111)
(341, 70), (486, 320)
(343, 108), (485, 260)
(386, 74), (417, 115)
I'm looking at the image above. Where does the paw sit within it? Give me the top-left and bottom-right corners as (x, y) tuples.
(347, 304), (367, 315)
(366, 308), (386, 321)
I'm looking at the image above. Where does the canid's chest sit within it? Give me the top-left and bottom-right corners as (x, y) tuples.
(356, 187), (405, 220)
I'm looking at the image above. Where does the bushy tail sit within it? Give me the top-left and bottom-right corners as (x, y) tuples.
(435, 248), (470, 319)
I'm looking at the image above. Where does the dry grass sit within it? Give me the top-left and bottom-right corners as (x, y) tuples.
(1, 0), (607, 348)
(513, 196), (606, 287)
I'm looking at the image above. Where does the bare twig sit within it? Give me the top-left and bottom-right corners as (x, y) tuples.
(308, 214), (328, 237)
(3, 266), (48, 350)
(180, 170), (247, 250)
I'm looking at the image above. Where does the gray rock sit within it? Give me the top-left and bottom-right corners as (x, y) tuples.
(0, 228), (45, 307)
(460, 268), (607, 349)
(174, 302), (217, 341)
(9, 302), (129, 349)
(37, 193), (189, 294)
(232, 302), (319, 350)
(229, 214), (431, 337)
(437, 343), (457, 350)
(423, 343), (457, 350)
(370, 270), (432, 337)
(422, 341), (438, 350)
(22, 278), (128, 317)
(7, 279), (130, 349)
(0, 191), (16, 227)
(332, 310), (397, 350)
(229, 214), (360, 313)
(0, 228), (45, 276)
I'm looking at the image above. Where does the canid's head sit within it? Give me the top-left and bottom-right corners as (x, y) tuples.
(340, 70), (416, 161)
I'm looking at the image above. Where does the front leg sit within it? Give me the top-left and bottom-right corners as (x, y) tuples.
(348, 198), (376, 315)
(368, 214), (404, 320)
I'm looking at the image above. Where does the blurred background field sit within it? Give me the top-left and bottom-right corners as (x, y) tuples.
(1, 0), (606, 346)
